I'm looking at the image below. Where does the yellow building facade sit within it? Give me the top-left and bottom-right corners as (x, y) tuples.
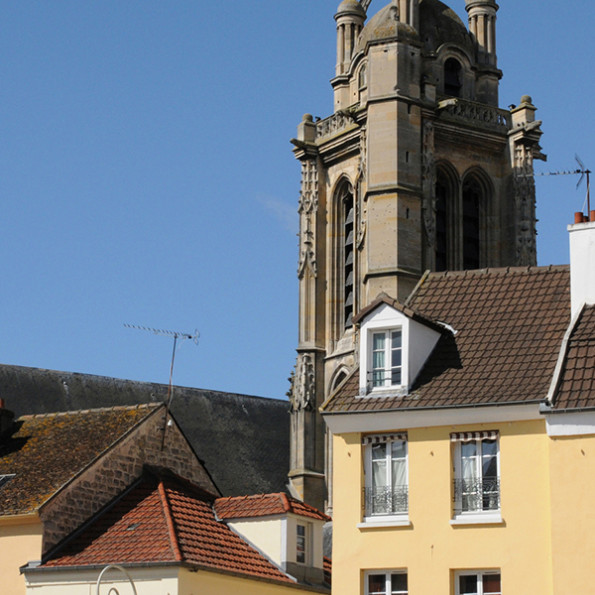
(321, 220), (595, 595)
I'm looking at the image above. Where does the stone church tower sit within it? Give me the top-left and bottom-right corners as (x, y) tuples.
(288, 0), (545, 511)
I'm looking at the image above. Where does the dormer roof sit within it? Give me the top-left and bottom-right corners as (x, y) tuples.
(323, 266), (571, 414)
(352, 291), (446, 335)
(215, 492), (331, 522)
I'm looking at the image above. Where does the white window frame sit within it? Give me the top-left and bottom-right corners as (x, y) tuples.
(455, 570), (501, 595)
(452, 432), (501, 524)
(362, 435), (409, 525)
(365, 570), (408, 595)
(368, 328), (403, 392)
(295, 522), (310, 565)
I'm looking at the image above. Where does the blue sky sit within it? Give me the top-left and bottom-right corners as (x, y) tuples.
(1, 1), (593, 400)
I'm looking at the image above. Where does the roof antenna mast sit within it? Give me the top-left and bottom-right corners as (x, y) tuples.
(537, 155), (591, 215)
(124, 324), (199, 448)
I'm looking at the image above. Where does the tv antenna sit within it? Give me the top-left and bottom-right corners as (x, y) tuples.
(124, 324), (199, 448)
(536, 155), (591, 215)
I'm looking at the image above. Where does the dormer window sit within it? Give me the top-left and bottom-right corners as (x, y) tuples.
(357, 298), (442, 398)
(370, 329), (402, 390)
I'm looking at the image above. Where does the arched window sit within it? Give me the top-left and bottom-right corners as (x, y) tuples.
(333, 180), (355, 337)
(343, 189), (355, 329)
(462, 177), (482, 269)
(434, 164), (459, 272)
(444, 58), (462, 97)
(358, 63), (367, 89)
(435, 177), (449, 272)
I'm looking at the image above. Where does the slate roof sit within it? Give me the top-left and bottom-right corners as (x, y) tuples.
(552, 305), (595, 410)
(41, 471), (295, 584)
(323, 266), (571, 413)
(0, 364), (289, 496)
(215, 493), (331, 522)
(0, 404), (159, 516)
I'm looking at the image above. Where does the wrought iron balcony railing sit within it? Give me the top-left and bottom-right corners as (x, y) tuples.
(453, 477), (500, 514)
(364, 485), (408, 516)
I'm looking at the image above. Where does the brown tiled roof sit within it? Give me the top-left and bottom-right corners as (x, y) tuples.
(323, 556), (332, 586)
(43, 472), (294, 584)
(0, 404), (160, 515)
(552, 305), (595, 410)
(323, 266), (570, 413)
(215, 492), (331, 522)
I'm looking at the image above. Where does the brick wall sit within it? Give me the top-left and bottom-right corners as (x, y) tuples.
(40, 408), (217, 554)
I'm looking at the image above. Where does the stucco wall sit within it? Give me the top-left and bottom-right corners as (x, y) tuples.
(331, 420), (553, 594)
(0, 517), (43, 595)
(549, 433), (595, 593)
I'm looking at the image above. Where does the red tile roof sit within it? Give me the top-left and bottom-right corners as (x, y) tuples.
(323, 266), (571, 413)
(552, 305), (595, 410)
(43, 472), (294, 584)
(215, 493), (331, 522)
(0, 404), (160, 515)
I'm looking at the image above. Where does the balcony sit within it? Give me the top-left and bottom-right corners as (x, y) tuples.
(453, 477), (500, 515)
(364, 485), (408, 517)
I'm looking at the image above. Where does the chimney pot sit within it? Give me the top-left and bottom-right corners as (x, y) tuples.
(575, 211), (586, 224)
(590, 210), (595, 223)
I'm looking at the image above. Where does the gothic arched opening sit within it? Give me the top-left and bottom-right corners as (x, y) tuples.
(444, 58), (463, 97)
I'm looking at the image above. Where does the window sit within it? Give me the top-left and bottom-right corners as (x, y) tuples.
(0, 474), (15, 489)
(456, 571), (501, 595)
(462, 178), (481, 269)
(366, 571), (408, 595)
(363, 434), (408, 518)
(296, 523), (309, 564)
(444, 58), (462, 97)
(369, 329), (402, 390)
(452, 432), (499, 518)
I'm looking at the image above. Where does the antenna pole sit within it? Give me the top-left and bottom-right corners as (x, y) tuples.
(124, 324), (199, 450)
(587, 169), (591, 214)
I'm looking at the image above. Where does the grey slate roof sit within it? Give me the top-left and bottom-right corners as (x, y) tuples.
(0, 364), (289, 497)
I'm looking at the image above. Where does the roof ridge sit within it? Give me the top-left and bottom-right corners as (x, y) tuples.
(18, 402), (162, 420)
(158, 481), (183, 562)
(425, 264), (569, 279)
(279, 492), (291, 513)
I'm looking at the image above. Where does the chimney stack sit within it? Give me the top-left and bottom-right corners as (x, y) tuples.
(569, 214), (595, 318)
(0, 399), (15, 437)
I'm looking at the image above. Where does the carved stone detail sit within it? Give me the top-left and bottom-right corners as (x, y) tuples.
(421, 120), (437, 247)
(290, 353), (316, 412)
(315, 111), (356, 141)
(512, 144), (537, 266)
(357, 127), (367, 249)
(298, 159), (318, 278)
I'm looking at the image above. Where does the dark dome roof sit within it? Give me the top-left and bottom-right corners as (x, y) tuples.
(356, 0), (473, 55)
(356, 3), (418, 51)
(419, 0), (474, 54)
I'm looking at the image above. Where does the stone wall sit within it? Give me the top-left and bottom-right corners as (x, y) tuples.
(40, 407), (216, 554)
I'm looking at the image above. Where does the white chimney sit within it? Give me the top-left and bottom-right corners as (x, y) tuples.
(569, 211), (595, 318)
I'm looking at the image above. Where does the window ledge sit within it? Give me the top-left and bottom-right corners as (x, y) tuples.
(358, 517), (411, 529)
(450, 513), (503, 526)
(358, 387), (408, 399)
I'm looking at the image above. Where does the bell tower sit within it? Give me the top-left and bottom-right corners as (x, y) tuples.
(289, 0), (545, 511)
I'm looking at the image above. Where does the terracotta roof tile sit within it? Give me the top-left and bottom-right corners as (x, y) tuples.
(323, 266), (571, 413)
(553, 305), (595, 410)
(43, 472), (294, 584)
(0, 404), (160, 515)
(214, 492), (330, 522)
